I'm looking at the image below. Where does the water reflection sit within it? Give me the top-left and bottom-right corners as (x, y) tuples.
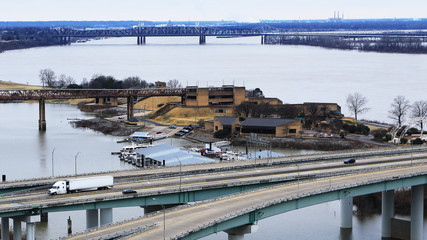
(339, 228), (353, 240)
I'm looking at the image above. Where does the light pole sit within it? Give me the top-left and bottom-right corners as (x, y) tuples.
(152, 198), (166, 240)
(297, 165), (300, 196)
(177, 157), (182, 192)
(74, 152), (80, 176)
(51, 148), (55, 177)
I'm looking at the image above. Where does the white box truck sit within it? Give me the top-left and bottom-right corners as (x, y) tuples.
(48, 176), (113, 195)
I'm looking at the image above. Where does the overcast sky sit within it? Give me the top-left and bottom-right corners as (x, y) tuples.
(1, 0), (425, 22)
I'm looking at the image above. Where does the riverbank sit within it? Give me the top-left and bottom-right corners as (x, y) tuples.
(232, 135), (379, 151)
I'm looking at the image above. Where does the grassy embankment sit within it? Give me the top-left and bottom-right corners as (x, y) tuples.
(135, 96), (232, 125)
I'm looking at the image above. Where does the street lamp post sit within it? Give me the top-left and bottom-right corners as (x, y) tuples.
(74, 152), (80, 176)
(152, 198), (166, 240)
(52, 148), (55, 177)
(297, 165), (300, 196)
(177, 157), (182, 192)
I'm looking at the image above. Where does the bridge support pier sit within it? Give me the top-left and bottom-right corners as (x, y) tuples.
(100, 208), (113, 226)
(96, 97), (105, 105)
(39, 98), (46, 131)
(340, 197), (353, 229)
(411, 185), (424, 240)
(86, 209), (99, 229)
(261, 35), (265, 45)
(13, 218), (21, 240)
(127, 96), (134, 121)
(199, 35), (206, 45)
(1, 217), (10, 240)
(224, 224), (258, 240)
(137, 36), (146, 45)
(382, 190), (394, 238)
(111, 97), (118, 107)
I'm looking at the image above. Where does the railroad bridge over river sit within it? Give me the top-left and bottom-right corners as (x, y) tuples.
(0, 88), (185, 130)
(51, 26), (427, 45)
(52, 26), (265, 45)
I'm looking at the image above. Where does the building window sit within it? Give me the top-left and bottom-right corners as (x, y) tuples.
(289, 129), (297, 133)
(215, 109), (226, 113)
(215, 126), (218, 130)
(187, 96), (197, 99)
(242, 127), (275, 135)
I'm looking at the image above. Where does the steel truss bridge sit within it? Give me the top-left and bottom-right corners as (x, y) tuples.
(53, 26), (263, 38)
(51, 27), (427, 44)
(0, 88), (185, 101)
(0, 88), (186, 130)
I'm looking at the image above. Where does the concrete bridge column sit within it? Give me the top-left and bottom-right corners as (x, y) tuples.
(261, 35), (264, 45)
(86, 209), (99, 229)
(224, 224), (258, 240)
(111, 97), (118, 106)
(142, 36), (146, 44)
(199, 35), (206, 45)
(411, 185), (424, 240)
(382, 190), (394, 238)
(13, 218), (22, 240)
(340, 197), (353, 229)
(1, 217), (10, 240)
(127, 96), (134, 121)
(25, 215), (40, 240)
(96, 97), (104, 105)
(39, 98), (46, 130)
(100, 208), (113, 226)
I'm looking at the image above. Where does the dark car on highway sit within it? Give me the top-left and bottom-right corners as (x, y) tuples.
(344, 158), (356, 164)
(122, 189), (137, 194)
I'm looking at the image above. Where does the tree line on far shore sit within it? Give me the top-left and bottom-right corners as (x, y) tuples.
(38, 68), (182, 89)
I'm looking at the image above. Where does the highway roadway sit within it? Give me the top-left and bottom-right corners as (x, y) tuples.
(2, 146), (426, 192)
(64, 164), (427, 240)
(0, 149), (426, 217)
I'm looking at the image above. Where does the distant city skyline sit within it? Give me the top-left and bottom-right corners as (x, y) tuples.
(1, 0), (426, 22)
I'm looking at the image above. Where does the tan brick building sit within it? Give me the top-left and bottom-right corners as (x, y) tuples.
(184, 85), (247, 107)
(208, 116), (301, 138)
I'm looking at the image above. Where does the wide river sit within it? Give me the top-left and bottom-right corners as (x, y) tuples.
(0, 37), (426, 239)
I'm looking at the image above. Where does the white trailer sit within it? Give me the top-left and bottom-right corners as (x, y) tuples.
(48, 176), (113, 195)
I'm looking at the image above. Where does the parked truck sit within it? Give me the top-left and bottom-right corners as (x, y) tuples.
(48, 176), (113, 195)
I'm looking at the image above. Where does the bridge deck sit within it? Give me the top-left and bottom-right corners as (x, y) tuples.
(66, 165), (427, 240)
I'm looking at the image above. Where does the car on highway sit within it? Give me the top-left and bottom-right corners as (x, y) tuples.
(344, 158), (356, 164)
(122, 189), (137, 194)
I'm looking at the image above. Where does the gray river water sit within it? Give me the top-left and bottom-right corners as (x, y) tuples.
(0, 37), (426, 239)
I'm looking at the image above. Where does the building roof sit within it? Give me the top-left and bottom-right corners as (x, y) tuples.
(215, 116), (238, 126)
(131, 132), (151, 138)
(241, 118), (298, 127)
(134, 144), (214, 166)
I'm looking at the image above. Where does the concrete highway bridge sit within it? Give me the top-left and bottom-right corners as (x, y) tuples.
(1, 146), (426, 240)
(0, 88), (185, 130)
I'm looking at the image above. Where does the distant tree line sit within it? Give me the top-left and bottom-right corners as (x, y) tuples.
(39, 68), (183, 90)
(0, 28), (58, 53)
(266, 35), (427, 54)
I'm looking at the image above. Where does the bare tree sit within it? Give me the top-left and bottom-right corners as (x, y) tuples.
(412, 100), (427, 129)
(346, 92), (369, 120)
(122, 76), (148, 89)
(388, 96), (411, 127)
(166, 79), (182, 88)
(39, 69), (56, 88)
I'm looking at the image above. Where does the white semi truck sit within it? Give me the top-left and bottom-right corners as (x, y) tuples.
(48, 176), (113, 195)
